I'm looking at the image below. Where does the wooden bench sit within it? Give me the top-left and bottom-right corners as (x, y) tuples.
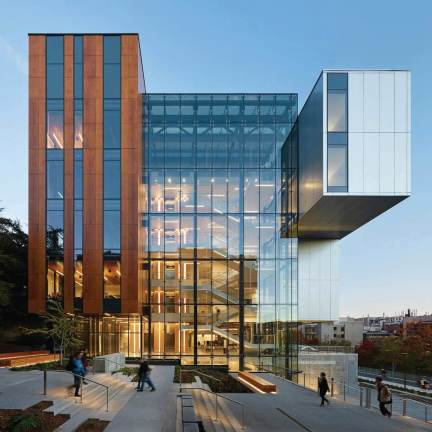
(238, 371), (277, 393)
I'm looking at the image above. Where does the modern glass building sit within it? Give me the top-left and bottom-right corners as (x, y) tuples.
(28, 33), (411, 373)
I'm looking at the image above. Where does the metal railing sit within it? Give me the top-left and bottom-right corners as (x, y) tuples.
(179, 386), (245, 430)
(178, 368), (222, 388)
(360, 382), (432, 423)
(103, 357), (126, 371)
(43, 369), (110, 412)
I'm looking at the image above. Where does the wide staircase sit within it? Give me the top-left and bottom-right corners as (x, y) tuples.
(43, 370), (135, 431)
(177, 376), (244, 432)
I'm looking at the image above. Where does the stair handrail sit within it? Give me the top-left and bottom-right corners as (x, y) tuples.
(43, 369), (109, 412)
(179, 368), (223, 387)
(179, 386), (245, 430)
(101, 357), (126, 371)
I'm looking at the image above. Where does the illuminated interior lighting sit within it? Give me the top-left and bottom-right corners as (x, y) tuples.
(213, 208), (223, 214)
(116, 270), (121, 276)
(214, 250), (227, 258)
(208, 194), (225, 197)
(164, 187), (181, 190)
(228, 216), (240, 222)
(52, 133), (63, 149)
(255, 184), (275, 187)
(257, 226), (274, 229)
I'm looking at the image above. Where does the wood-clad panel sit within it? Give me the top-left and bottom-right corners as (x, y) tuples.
(121, 35), (139, 313)
(83, 35), (103, 315)
(63, 35), (74, 313)
(28, 35), (46, 313)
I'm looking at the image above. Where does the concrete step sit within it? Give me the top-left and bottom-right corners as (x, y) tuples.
(44, 372), (135, 432)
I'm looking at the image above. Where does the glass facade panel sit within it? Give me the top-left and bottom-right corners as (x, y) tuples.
(103, 36), (121, 309)
(327, 73), (348, 192)
(46, 36), (64, 304)
(140, 94), (298, 370)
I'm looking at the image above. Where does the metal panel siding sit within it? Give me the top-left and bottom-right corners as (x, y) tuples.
(298, 240), (339, 321)
(28, 35), (46, 313)
(395, 71), (409, 133)
(348, 132), (364, 193)
(394, 133), (408, 193)
(348, 72), (364, 132)
(121, 35), (140, 313)
(63, 35), (74, 313)
(379, 72), (395, 132)
(379, 133), (395, 193)
(83, 35), (103, 314)
(363, 133), (380, 193)
(363, 72), (380, 132)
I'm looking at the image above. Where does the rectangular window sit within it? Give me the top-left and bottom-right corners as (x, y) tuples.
(328, 145), (347, 191)
(47, 159), (64, 199)
(327, 73), (348, 192)
(327, 90), (347, 132)
(104, 159), (121, 199)
(104, 210), (121, 252)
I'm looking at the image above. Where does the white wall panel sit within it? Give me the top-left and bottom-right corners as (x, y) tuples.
(379, 133), (395, 193)
(363, 72), (380, 132)
(348, 73), (364, 132)
(363, 133), (380, 193)
(394, 133), (407, 193)
(407, 133), (411, 192)
(348, 133), (364, 193)
(395, 71), (409, 133)
(298, 240), (339, 321)
(379, 72), (395, 132)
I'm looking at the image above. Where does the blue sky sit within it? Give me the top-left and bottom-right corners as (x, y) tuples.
(0, 0), (431, 317)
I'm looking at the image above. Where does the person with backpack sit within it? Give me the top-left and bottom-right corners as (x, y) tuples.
(318, 372), (330, 406)
(136, 359), (156, 392)
(376, 376), (392, 417)
(66, 352), (86, 397)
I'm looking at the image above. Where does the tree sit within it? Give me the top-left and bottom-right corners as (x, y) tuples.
(0, 210), (28, 313)
(22, 300), (83, 363)
(356, 339), (378, 367)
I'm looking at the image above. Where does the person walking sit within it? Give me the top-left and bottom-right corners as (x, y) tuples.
(136, 359), (156, 392)
(71, 352), (86, 397)
(376, 376), (392, 417)
(318, 372), (330, 406)
(81, 350), (89, 385)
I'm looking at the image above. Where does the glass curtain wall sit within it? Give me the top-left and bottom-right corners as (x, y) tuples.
(103, 36), (121, 312)
(74, 36), (83, 310)
(141, 94), (298, 371)
(46, 36), (65, 302)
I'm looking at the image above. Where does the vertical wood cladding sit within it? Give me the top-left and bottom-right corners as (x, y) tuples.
(28, 35), (46, 313)
(83, 35), (103, 314)
(63, 35), (74, 313)
(121, 35), (140, 313)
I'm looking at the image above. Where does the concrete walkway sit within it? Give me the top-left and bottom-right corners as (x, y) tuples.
(106, 366), (177, 432)
(225, 373), (432, 432)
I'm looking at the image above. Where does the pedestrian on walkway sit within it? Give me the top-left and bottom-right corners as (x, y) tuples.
(136, 359), (156, 392)
(70, 351), (86, 397)
(376, 376), (392, 417)
(318, 372), (330, 406)
(80, 349), (89, 385)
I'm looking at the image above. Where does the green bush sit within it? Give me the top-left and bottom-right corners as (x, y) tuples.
(8, 413), (43, 432)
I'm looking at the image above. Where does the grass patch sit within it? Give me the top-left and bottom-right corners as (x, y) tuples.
(173, 365), (252, 393)
(74, 418), (109, 432)
(0, 401), (69, 432)
(10, 361), (64, 371)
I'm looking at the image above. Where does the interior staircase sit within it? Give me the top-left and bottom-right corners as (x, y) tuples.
(44, 371), (135, 431)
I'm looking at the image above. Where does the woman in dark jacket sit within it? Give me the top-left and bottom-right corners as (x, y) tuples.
(318, 372), (330, 406)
